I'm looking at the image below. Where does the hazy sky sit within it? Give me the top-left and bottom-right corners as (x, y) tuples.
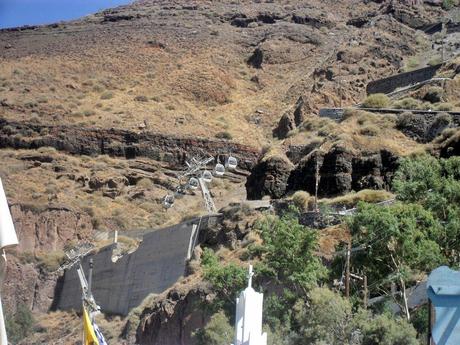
(0, 0), (132, 29)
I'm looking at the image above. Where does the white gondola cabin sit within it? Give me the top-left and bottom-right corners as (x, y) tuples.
(214, 163), (225, 176)
(163, 194), (175, 208)
(202, 170), (213, 183)
(188, 177), (199, 190)
(227, 156), (238, 170)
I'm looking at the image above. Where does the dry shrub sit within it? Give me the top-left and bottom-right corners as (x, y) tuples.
(393, 97), (420, 110)
(136, 178), (154, 189)
(435, 103), (453, 111)
(325, 189), (394, 208)
(359, 125), (379, 136)
(292, 190), (311, 211)
(396, 111), (416, 129)
(36, 250), (66, 272)
(362, 94), (390, 109)
(356, 111), (377, 125)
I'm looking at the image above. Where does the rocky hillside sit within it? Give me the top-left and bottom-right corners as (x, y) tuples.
(0, 0), (459, 344)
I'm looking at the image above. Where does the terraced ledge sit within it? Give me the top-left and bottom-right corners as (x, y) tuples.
(0, 118), (260, 170)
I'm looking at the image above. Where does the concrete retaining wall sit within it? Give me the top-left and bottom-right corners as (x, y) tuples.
(366, 64), (443, 95)
(54, 215), (221, 315)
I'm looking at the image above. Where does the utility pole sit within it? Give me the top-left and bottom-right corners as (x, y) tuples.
(427, 300), (433, 345)
(314, 155), (320, 212)
(363, 274), (368, 308)
(88, 258), (93, 297)
(345, 241), (351, 298)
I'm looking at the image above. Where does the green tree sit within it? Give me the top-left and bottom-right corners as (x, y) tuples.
(393, 155), (460, 259)
(5, 303), (35, 344)
(254, 209), (327, 294)
(292, 287), (353, 345)
(193, 311), (233, 345)
(348, 202), (444, 319)
(360, 313), (419, 345)
(201, 248), (247, 310)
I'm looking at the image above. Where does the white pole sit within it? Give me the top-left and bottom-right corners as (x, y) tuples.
(0, 178), (19, 345)
(0, 252), (7, 345)
(0, 298), (7, 345)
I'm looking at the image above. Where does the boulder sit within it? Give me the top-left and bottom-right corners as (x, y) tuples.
(273, 96), (305, 139)
(246, 154), (294, 199)
(247, 47), (263, 68)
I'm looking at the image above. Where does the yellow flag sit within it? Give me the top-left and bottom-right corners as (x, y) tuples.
(83, 306), (99, 345)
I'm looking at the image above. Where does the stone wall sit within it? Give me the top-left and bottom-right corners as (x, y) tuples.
(54, 215), (221, 315)
(366, 64), (443, 95)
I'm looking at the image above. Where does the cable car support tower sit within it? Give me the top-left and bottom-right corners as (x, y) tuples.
(162, 155), (238, 214)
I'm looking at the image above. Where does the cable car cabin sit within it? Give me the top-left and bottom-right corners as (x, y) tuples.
(202, 170), (213, 183)
(227, 156), (238, 170)
(188, 177), (199, 190)
(163, 194), (175, 208)
(214, 163), (225, 176)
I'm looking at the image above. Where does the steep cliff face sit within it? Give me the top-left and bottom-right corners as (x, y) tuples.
(11, 204), (93, 252)
(3, 256), (58, 313)
(127, 282), (214, 345)
(248, 146), (399, 199)
(3, 204), (95, 313)
(0, 119), (259, 171)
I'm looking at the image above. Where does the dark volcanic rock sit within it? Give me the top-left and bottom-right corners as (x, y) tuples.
(273, 112), (296, 139)
(288, 150), (324, 195)
(286, 148), (400, 197)
(291, 10), (335, 29)
(318, 146), (353, 196)
(247, 47), (264, 68)
(0, 119), (259, 171)
(273, 96), (305, 139)
(246, 155), (294, 200)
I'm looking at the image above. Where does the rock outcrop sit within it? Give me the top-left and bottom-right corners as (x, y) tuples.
(10, 204), (93, 252)
(273, 97), (306, 139)
(247, 147), (400, 199)
(3, 257), (58, 313)
(2, 204), (95, 313)
(129, 282), (215, 345)
(0, 119), (259, 171)
(246, 154), (294, 200)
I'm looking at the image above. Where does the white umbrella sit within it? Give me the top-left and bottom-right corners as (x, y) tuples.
(0, 177), (18, 345)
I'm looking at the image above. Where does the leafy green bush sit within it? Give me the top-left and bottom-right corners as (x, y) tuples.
(193, 311), (233, 345)
(442, 0), (459, 10)
(349, 202), (444, 294)
(362, 94), (390, 109)
(360, 313), (419, 345)
(201, 248), (247, 305)
(5, 303), (35, 343)
(292, 287), (353, 345)
(254, 209), (327, 293)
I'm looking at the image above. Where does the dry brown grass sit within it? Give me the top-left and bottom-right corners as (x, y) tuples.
(0, 148), (245, 233)
(323, 189), (394, 208)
